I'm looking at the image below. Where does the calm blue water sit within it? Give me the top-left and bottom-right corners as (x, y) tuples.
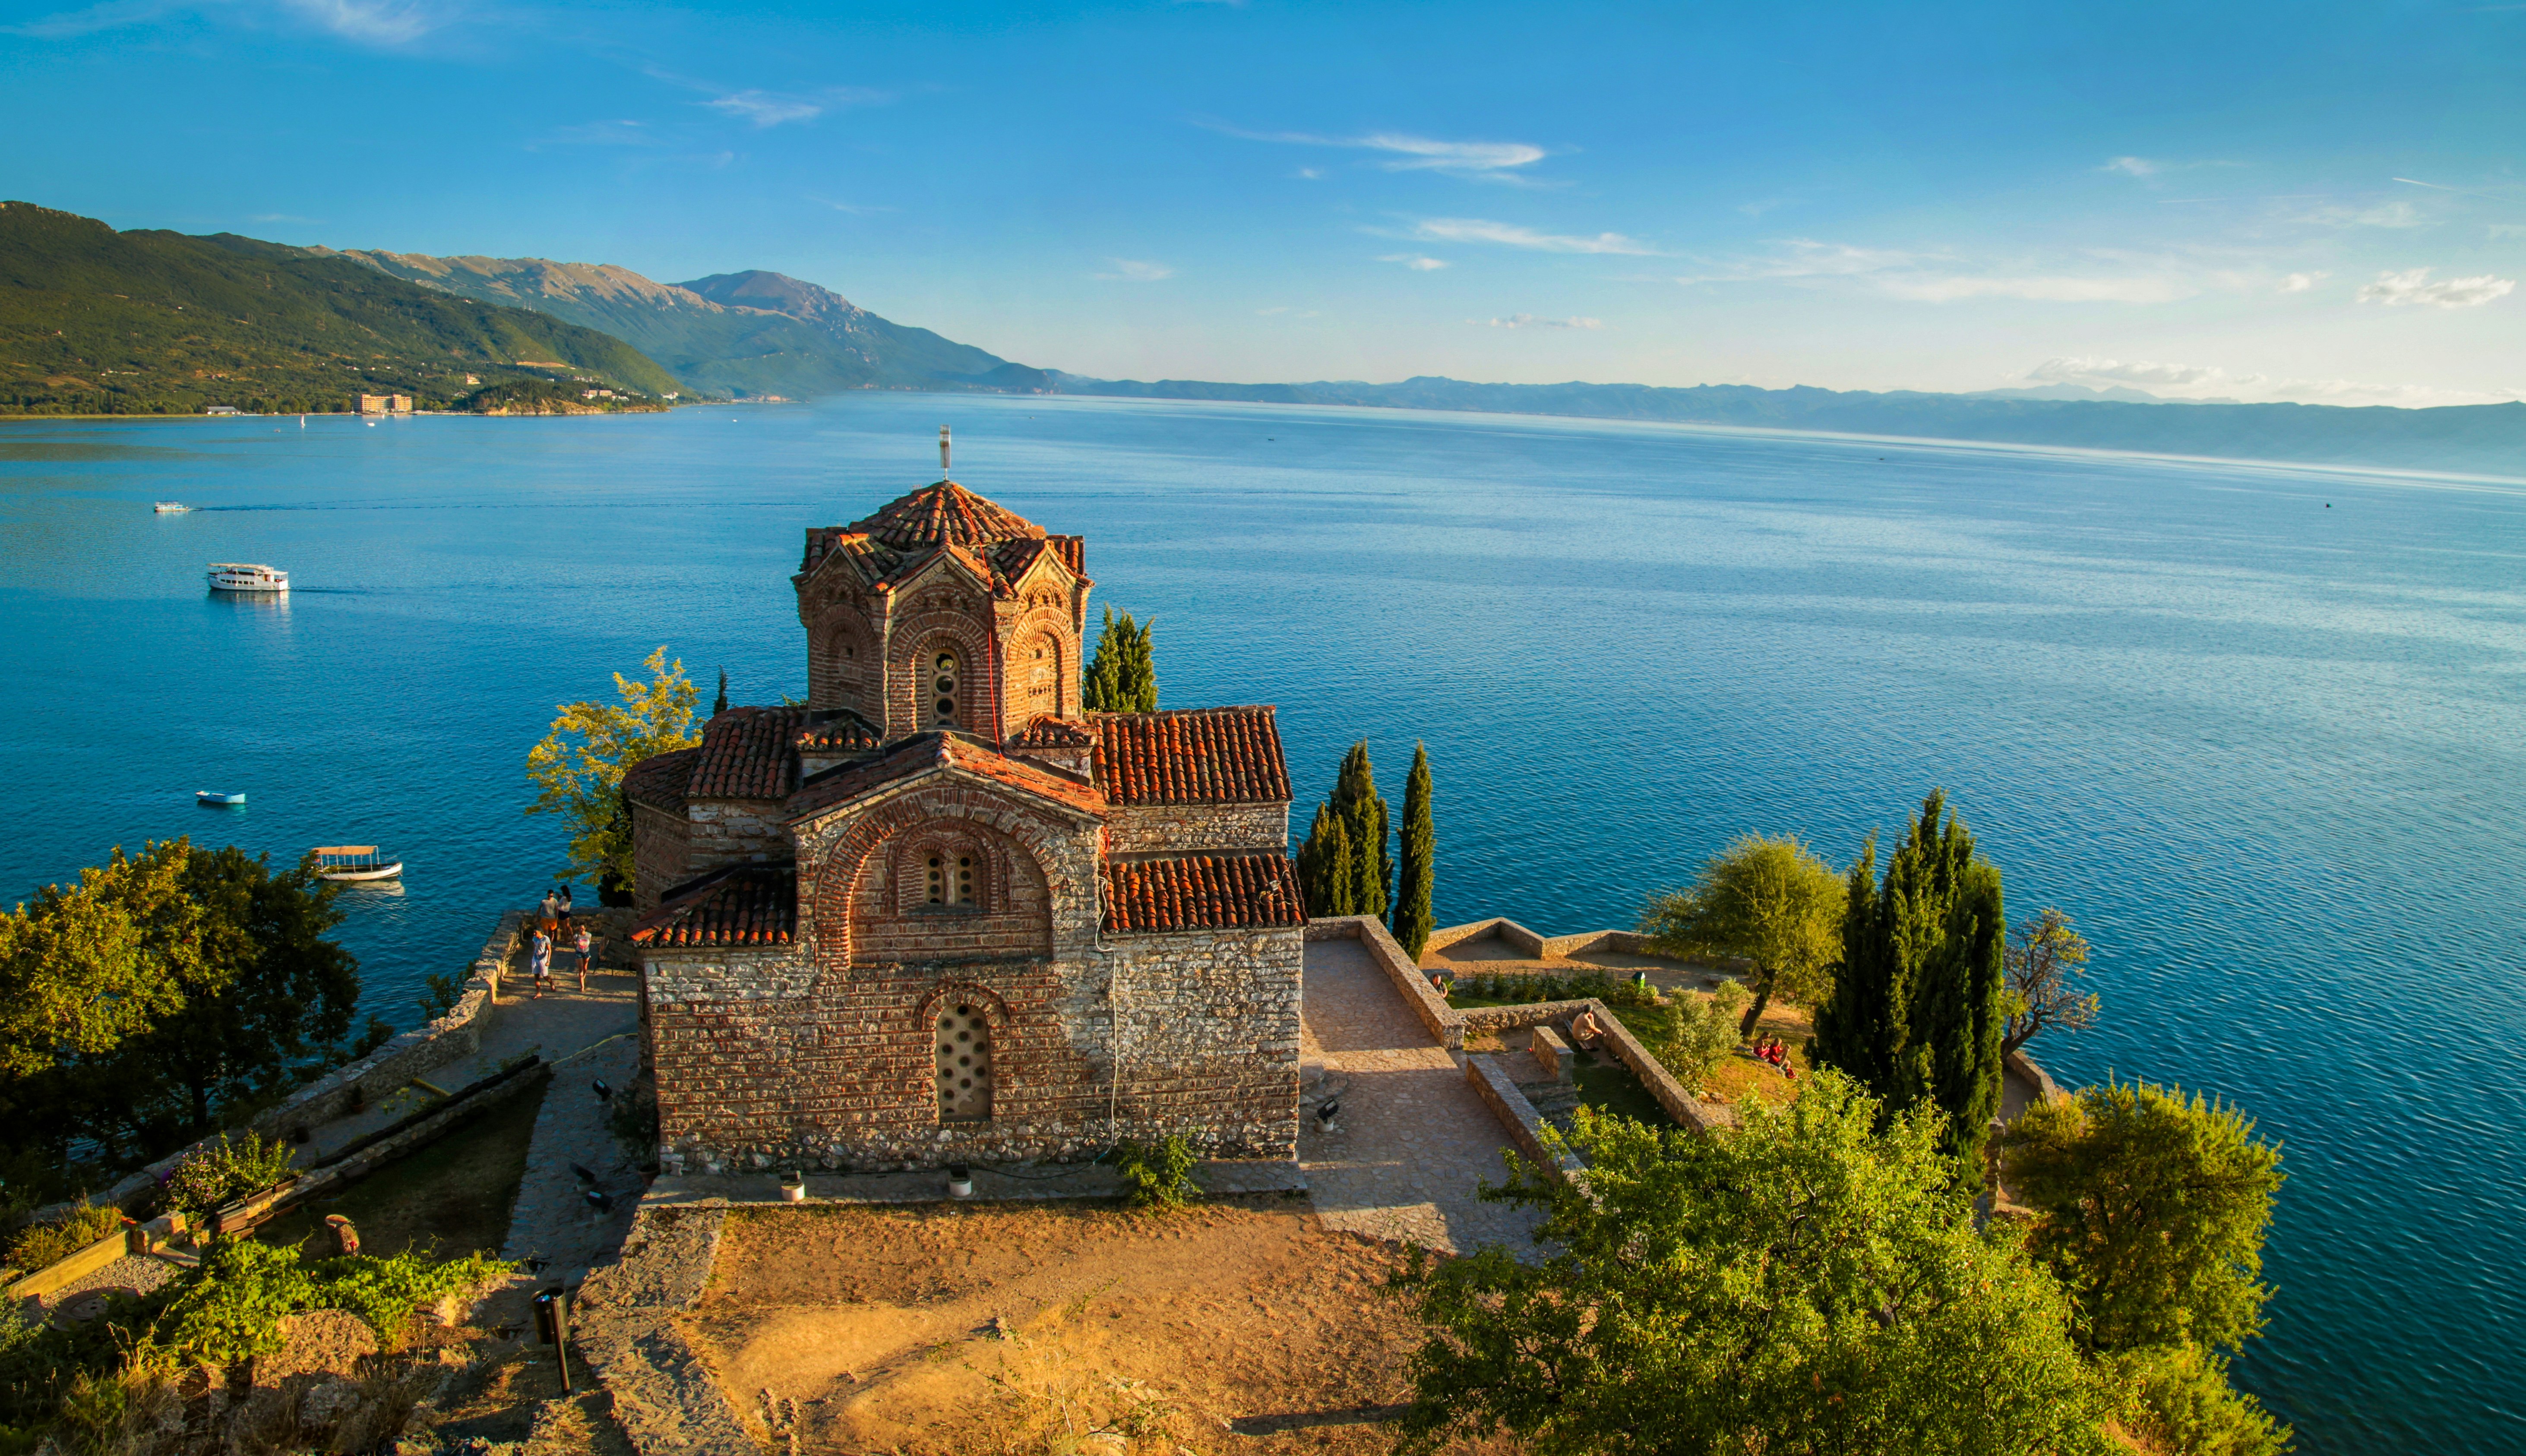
(2, 398), (2520, 1449)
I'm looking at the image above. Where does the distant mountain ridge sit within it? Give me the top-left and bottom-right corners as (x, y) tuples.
(318, 249), (1049, 400)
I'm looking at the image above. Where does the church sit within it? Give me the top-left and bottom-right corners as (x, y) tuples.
(623, 437), (1305, 1174)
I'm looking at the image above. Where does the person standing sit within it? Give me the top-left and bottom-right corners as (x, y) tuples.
(575, 923), (595, 992)
(529, 927), (552, 999)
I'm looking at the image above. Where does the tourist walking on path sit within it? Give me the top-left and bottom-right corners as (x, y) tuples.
(575, 924), (595, 992)
(530, 927), (552, 999)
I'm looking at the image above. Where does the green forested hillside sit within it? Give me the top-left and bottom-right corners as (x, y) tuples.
(0, 202), (681, 415)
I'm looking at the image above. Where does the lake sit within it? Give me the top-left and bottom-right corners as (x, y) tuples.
(1, 396), (2520, 1450)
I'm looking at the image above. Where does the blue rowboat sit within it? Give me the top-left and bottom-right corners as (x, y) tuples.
(197, 791), (246, 806)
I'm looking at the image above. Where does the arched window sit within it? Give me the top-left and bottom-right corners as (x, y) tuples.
(924, 850), (978, 908)
(929, 648), (960, 729)
(936, 1003), (993, 1121)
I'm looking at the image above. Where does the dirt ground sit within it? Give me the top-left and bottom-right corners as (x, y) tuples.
(683, 1197), (1523, 1456)
(1700, 998), (1814, 1109)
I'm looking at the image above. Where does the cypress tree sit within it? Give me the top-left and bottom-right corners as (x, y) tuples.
(1392, 742), (1435, 959)
(1298, 803), (1356, 917)
(713, 668), (729, 717)
(1083, 606), (1158, 713)
(1331, 742), (1391, 918)
(1121, 614), (1157, 712)
(1811, 790), (2009, 1179)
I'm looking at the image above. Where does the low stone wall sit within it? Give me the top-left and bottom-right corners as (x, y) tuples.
(1306, 915), (1459, 1049)
(1425, 918), (1661, 961)
(1464, 1056), (1585, 1184)
(2006, 1047), (2070, 1106)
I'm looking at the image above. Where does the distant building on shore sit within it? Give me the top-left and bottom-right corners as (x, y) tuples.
(203, 405), (240, 416)
(356, 393), (414, 415)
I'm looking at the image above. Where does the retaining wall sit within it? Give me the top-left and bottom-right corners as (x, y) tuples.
(1464, 1056), (1586, 1184)
(1424, 917), (1663, 961)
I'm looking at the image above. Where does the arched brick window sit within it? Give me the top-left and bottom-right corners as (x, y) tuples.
(929, 647), (961, 731)
(936, 1001), (994, 1121)
(1023, 632), (1062, 723)
(924, 849), (979, 908)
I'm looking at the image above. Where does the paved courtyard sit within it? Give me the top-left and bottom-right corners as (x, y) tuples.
(1297, 936), (1544, 1257)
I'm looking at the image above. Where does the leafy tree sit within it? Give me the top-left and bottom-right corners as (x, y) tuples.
(1331, 742), (1391, 918)
(1296, 802), (1356, 916)
(1081, 606), (1157, 713)
(1659, 979), (1749, 1092)
(0, 841), (200, 1080)
(2099, 1342), (2292, 1456)
(525, 647), (702, 891)
(1643, 833), (1844, 1037)
(1393, 1071), (2112, 1456)
(1391, 742), (1436, 958)
(2001, 1079), (2285, 1358)
(70, 847), (364, 1155)
(2004, 907), (2101, 1057)
(1811, 790), (2009, 1176)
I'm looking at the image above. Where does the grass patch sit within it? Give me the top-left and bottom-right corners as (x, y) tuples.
(259, 1067), (548, 1262)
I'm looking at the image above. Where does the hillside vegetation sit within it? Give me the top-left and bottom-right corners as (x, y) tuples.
(0, 202), (681, 416)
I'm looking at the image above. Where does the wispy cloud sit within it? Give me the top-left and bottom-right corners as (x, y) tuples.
(249, 212), (322, 224)
(2292, 199), (2427, 229)
(2031, 355), (2521, 407)
(1675, 238), (1920, 284)
(1679, 239), (2191, 302)
(809, 196), (896, 215)
(1379, 253), (1448, 271)
(1095, 259), (1175, 281)
(1211, 124), (1550, 182)
(703, 85), (890, 128)
(2356, 267), (2514, 307)
(1480, 314), (1603, 329)
(2278, 271), (2327, 293)
(2102, 156), (2160, 178)
(11, 0), (458, 44)
(1410, 217), (1655, 255)
(275, 0), (448, 44)
(1881, 273), (2193, 303)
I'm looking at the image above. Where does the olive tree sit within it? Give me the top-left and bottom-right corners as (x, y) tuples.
(1642, 833), (1844, 1036)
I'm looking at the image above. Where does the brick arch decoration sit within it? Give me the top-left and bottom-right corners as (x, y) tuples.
(1002, 608), (1075, 730)
(887, 824), (1010, 913)
(803, 786), (1071, 968)
(888, 610), (996, 738)
(807, 606), (877, 715)
(914, 979), (1014, 1032)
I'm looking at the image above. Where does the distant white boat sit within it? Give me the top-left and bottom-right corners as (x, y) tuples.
(154, 502), (193, 514)
(208, 562), (288, 592)
(197, 790), (246, 806)
(313, 845), (402, 881)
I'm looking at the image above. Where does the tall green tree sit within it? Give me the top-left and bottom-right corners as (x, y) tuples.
(1330, 742), (1391, 918)
(2001, 1079), (2286, 1358)
(1390, 743), (1435, 958)
(1642, 833), (1844, 1038)
(1296, 802), (1356, 916)
(1081, 606), (1157, 713)
(1811, 790), (2009, 1176)
(0, 840), (200, 1081)
(1393, 1071), (2112, 1456)
(525, 647), (702, 891)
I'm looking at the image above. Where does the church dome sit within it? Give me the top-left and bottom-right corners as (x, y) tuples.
(849, 480), (1045, 552)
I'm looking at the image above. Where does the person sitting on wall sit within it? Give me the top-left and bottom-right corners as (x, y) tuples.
(1429, 969), (1456, 996)
(1568, 1007), (1607, 1052)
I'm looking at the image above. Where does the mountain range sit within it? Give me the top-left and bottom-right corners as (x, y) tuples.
(4, 202), (2520, 478)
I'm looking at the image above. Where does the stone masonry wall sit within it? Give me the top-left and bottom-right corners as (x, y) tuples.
(1104, 801), (1289, 856)
(683, 799), (788, 876)
(1106, 925), (1302, 1159)
(629, 803), (691, 912)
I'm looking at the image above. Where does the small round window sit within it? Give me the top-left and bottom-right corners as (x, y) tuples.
(930, 649), (959, 726)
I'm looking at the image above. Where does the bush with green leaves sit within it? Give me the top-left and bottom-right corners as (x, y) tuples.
(155, 1131), (297, 1219)
(149, 1237), (512, 1365)
(1112, 1136), (1201, 1210)
(3, 1202), (124, 1273)
(2102, 1342), (2292, 1456)
(1658, 980), (1750, 1093)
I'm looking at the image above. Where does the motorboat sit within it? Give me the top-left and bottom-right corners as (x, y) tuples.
(197, 791), (247, 806)
(207, 562), (288, 592)
(154, 502), (193, 513)
(313, 846), (402, 881)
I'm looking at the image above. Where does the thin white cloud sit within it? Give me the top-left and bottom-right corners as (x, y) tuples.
(1676, 238), (1920, 284)
(1294, 167), (1323, 180)
(2278, 271), (2326, 293)
(1885, 274), (2195, 303)
(275, 0), (446, 43)
(809, 196), (896, 215)
(2356, 268), (2514, 308)
(1378, 253), (1448, 271)
(2102, 156), (2160, 178)
(1095, 259), (1175, 281)
(2030, 355), (2521, 408)
(1681, 238), (2196, 303)
(2293, 199), (2427, 229)
(249, 212), (321, 224)
(1411, 217), (1656, 255)
(1211, 124), (1549, 182)
(1480, 314), (1603, 330)
(11, 0), (456, 44)
(703, 86), (889, 128)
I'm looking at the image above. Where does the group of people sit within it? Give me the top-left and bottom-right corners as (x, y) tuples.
(1751, 1034), (1797, 1079)
(525, 884), (596, 999)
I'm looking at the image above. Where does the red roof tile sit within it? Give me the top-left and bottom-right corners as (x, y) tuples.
(689, 707), (809, 799)
(794, 710), (884, 753)
(1094, 707), (1291, 806)
(787, 732), (1107, 824)
(1102, 853), (1304, 932)
(849, 481), (1044, 553)
(1007, 715), (1095, 749)
(629, 865), (796, 948)
(622, 747), (699, 814)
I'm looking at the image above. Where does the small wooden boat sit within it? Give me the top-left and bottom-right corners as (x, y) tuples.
(313, 846), (402, 881)
(197, 791), (246, 806)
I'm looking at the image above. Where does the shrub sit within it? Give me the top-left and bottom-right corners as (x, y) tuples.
(3, 1202), (124, 1273)
(151, 1238), (514, 1365)
(314, 1249), (512, 1351)
(2105, 1342), (2292, 1456)
(156, 1131), (297, 1219)
(1112, 1137), (1201, 1210)
(1660, 981), (1750, 1093)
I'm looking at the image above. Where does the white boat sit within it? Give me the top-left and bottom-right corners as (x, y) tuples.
(198, 790), (246, 806)
(154, 502), (193, 514)
(313, 846), (402, 881)
(208, 562), (288, 592)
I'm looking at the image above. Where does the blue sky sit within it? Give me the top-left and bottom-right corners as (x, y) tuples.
(5, 0), (2523, 404)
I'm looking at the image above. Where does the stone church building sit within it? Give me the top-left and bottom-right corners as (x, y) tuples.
(623, 459), (1304, 1174)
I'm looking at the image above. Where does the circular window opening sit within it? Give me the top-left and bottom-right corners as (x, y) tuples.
(937, 697), (957, 717)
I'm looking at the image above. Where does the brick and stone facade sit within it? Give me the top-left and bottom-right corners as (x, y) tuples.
(626, 465), (1303, 1173)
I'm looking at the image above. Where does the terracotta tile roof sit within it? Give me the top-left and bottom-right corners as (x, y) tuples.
(688, 707), (810, 799)
(787, 732), (1107, 824)
(848, 481), (1044, 553)
(1048, 535), (1085, 577)
(1103, 853), (1304, 932)
(1094, 707), (1292, 806)
(621, 747), (699, 813)
(629, 865), (796, 948)
(1007, 715), (1095, 749)
(794, 709), (884, 753)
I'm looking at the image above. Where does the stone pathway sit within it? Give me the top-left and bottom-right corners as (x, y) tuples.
(1297, 937), (1543, 1257)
